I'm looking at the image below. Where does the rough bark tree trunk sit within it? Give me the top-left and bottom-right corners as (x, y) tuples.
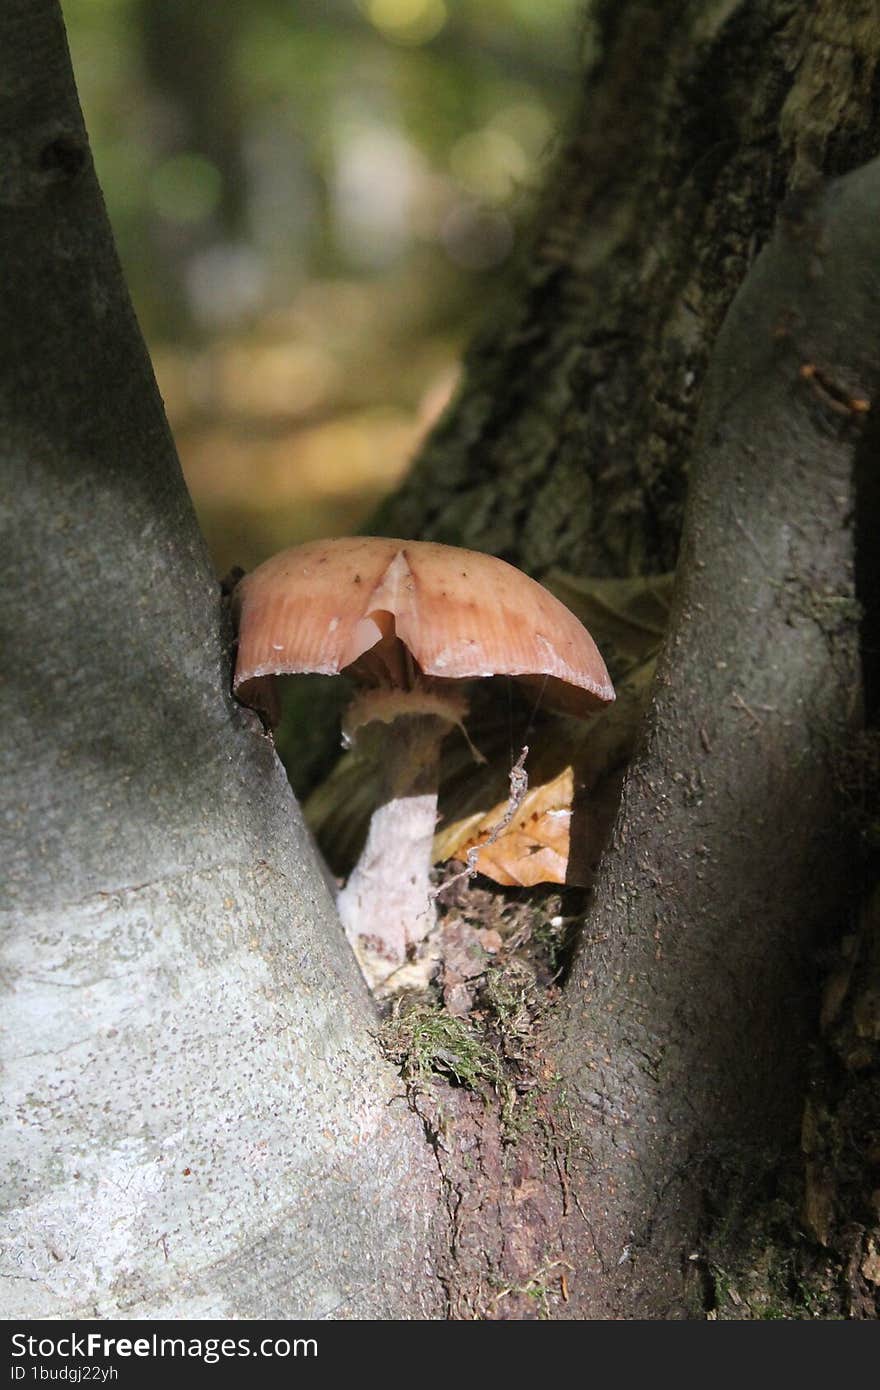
(3, 0), (879, 1322)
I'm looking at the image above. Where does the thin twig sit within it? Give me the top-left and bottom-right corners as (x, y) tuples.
(432, 746), (530, 899)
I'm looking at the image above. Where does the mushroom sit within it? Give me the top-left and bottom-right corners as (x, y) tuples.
(232, 537), (614, 986)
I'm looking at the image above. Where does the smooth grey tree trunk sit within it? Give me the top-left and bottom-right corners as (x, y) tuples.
(0, 0), (442, 1319)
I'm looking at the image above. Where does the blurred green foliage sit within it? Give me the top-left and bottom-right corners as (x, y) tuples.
(63, 0), (583, 568)
(65, 0), (582, 336)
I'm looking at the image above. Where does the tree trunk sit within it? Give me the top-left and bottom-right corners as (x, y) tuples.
(556, 160), (878, 1317)
(0, 0), (443, 1319)
(3, 0), (879, 1322)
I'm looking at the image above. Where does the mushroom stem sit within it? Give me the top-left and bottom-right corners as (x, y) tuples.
(336, 712), (451, 987)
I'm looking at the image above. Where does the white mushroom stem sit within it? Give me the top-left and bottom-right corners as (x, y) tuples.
(335, 707), (457, 989)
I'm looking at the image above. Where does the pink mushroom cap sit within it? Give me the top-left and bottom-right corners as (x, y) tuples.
(233, 536), (615, 721)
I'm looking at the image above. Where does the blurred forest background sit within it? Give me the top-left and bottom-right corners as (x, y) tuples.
(66, 0), (585, 575)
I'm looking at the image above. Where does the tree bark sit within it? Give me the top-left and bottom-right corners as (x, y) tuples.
(557, 156), (878, 1318)
(0, 0), (442, 1319)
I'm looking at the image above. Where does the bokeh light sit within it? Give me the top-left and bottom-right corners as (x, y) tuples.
(64, 0), (581, 572)
(363, 0), (449, 46)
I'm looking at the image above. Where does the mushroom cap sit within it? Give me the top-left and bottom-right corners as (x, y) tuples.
(233, 537), (615, 719)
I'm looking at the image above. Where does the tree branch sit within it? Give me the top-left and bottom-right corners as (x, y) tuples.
(558, 155), (880, 1317)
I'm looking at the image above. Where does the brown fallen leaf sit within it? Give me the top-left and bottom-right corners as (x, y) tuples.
(441, 766), (574, 888)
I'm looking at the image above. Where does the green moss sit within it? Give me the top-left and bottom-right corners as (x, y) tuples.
(483, 959), (542, 1045)
(379, 957), (556, 1138)
(379, 1003), (504, 1094)
(708, 1250), (843, 1320)
(489, 1260), (570, 1319)
(704, 1187), (845, 1319)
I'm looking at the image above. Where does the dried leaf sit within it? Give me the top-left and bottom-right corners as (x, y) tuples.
(433, 655), (656, 887)
(861, 1239), (880, 1286)
(441, 767), (575, 887)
